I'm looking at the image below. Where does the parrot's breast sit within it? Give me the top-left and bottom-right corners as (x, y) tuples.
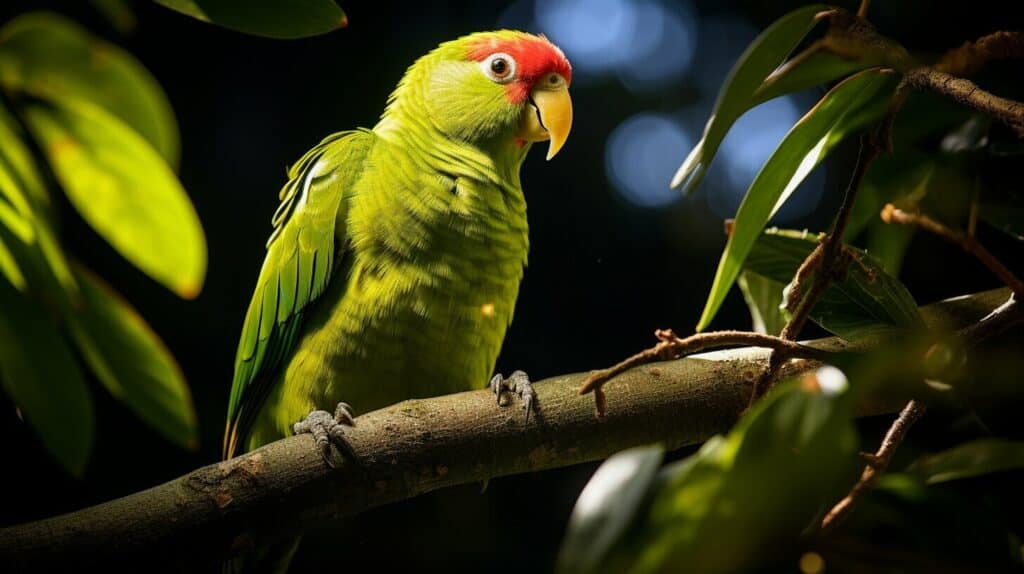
(249, 137), (529, 445)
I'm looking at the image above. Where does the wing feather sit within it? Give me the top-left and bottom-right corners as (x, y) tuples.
(223, 129), (373, 458)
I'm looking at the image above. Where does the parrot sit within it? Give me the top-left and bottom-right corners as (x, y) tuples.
(221, 30), (573, 570)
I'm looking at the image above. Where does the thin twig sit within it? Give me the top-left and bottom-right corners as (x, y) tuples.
(577, 329), (832, 401)
(749, 133), (885, 404)
(882, 204), (1024, 297)
(820, 400), (927, 533)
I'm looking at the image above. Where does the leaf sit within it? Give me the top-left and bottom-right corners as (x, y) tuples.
(0, 13), (179, 165)
(864, 220), (913, 276)
(908, 439), (1024, 485)
(22, 97), (206, 299)
(737, 270), (787, 335)
(696, 69), (898, 331)
(671, 4), (830, 193)
(745, 229), (925, 340)
(0, 277), (93, 475)
(603, 374), (859, 573)
(752, 49), (874, 106)
(556, 445), (665, 574)
(89, 0), (137, 34)
(67, 264), (199, 450)
(154, 0), (347, 39)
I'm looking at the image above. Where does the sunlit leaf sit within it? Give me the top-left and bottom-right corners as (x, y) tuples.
(0, 277), (93, 475)
(737, 270), (787, 335)
(22, 97), (206, 299)
(0, 13), (179, 165)
(0, 110), (76, 294)
(671, 4), (829, 193)
(67, 264), (199, 450)
(696, 69), (898, 331)
(154, 0), (347, 39)
(0, 234), (26, 290)
(745, 229), (925, 340)
(556, 446), (665, 574)
(908, 439), (1024, 485)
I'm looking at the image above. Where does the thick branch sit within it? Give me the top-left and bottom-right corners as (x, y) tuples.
(0, 290), (1016, 571)
(904, 68), (1024, 135)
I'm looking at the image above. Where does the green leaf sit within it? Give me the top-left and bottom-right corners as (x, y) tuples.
(154, 0), (347, 39)
(0, 277), (93, 475)
(608, 374), (859, 573)
(0, 13), (179, 165)
(671, 4), (829, 193)
(737, 270), (787, 335)
(696, 69), (898, 331)
(844, 150), (933, 242)
(0, 103), (49, 209)
(908, 439), (1024, 485)
(22, 97), (206, 299)
(556, 445), (665, 574)
(752, 49), (874, 106)
(745, 229), (925, 340)
(67, 264), (199, 450)
(864, 220), (913, 276)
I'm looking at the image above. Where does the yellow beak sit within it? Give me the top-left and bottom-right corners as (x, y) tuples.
(518, 85), (573, 160)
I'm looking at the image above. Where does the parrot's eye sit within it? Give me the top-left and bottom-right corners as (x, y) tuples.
(482, 53), (517, 84)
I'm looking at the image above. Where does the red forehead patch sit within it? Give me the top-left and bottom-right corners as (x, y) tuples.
(468, 34), (572, 102)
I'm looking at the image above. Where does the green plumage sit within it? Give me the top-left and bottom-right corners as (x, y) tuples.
(224, 31), (541, 459)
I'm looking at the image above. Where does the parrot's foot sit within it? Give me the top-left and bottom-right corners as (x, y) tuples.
(490, 370), (535, 423)
(293, 402), (356, 467)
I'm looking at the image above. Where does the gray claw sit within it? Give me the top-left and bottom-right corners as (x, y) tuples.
(293, 402), (356, 467)
(490, 370), (536, 423)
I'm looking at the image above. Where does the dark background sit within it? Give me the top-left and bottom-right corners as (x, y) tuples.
(1, 0), (1021, 571)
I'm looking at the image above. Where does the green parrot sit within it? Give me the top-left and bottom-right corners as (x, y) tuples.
(221, 29), (572, 567)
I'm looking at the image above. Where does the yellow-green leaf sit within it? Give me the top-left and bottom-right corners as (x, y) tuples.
(908, 439), (1024, 485)
(696, 69), (897, 331)
(0, 12), (179, 165)
(154, 0), (347, 39)
(0, 277), (93, 475)
(67, 264), (198, 450)
(22, 97), (206, 299)
(671, 4), (829, 193)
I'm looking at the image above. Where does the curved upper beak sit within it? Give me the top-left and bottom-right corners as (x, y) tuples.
(519, 85), (573, 160)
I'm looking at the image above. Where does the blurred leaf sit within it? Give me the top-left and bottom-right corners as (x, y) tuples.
(0, 104), (48, 209)
(67, 264), (199, 450)
(940, 115), (991, 154)
(154, 0), (347, 39)
(753, 49), (874, 106)
(908, 439), (1024, 485)
(89, 0), (137, 34)
(0, 234), (26, 290)
(22, 97), (206, 299)
(610, 376), (859, 573)
(0, 109), (77, 294)
(697, 69), (898, 331)
(671, 4), (829, 193)
(0, 13), (179, 165)
(745, 229), (925, 340)
(737, 270), (786, 335)
(556, 446), (665, 574)
(0, 277), (93, 475)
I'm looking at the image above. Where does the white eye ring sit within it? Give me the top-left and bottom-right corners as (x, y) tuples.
(481, 52), (517, 84)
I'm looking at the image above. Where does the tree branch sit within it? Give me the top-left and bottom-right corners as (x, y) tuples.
(0, 290), (1015, 570)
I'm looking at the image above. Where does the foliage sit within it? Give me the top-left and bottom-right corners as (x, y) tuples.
(563, 4), (1024, 573)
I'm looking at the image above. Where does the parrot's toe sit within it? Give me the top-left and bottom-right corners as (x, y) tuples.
(489, 370), (535, 423)
(293, 403), (356, 467)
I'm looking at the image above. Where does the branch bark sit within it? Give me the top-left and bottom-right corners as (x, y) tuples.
(0, 289), (1016, 571)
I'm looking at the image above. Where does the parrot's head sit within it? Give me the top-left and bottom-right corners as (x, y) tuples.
(383, 30), (573, 161)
